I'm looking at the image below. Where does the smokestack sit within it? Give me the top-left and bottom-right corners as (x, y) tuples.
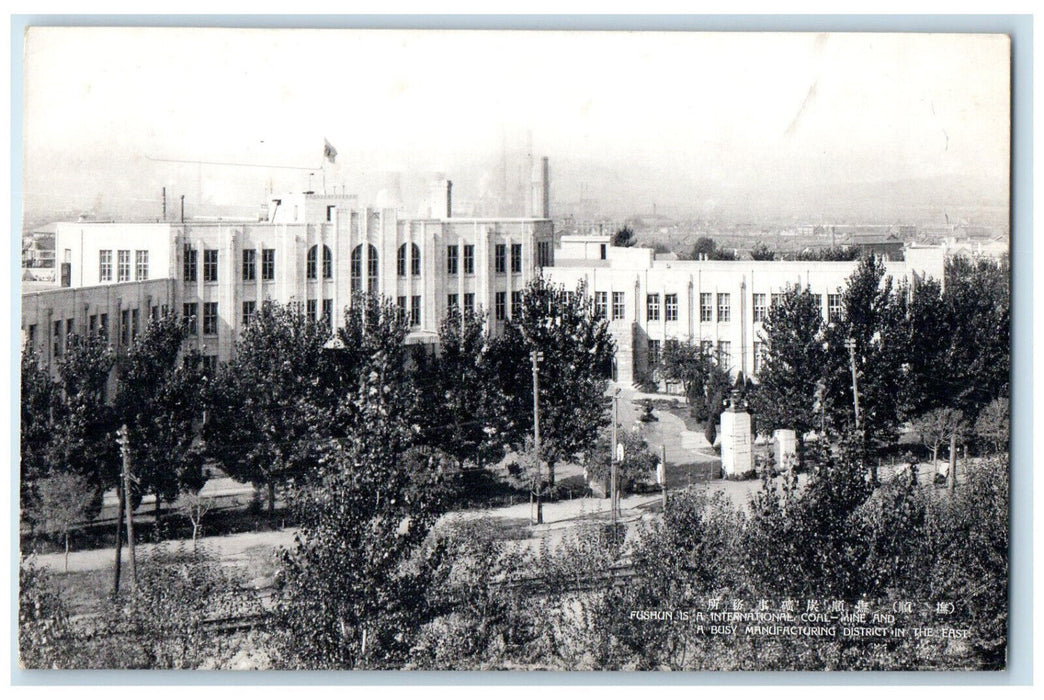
(180, 195), (185, 223)
(541, 157), (550, 219)
(162, 187), (167, 221)
(446, 180), (452, 218)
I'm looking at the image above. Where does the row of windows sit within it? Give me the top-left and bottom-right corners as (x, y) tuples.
(448, 244), (524, 275)
(99, 250), (149, 282)
(643, 291), (846, 325)
(447, 291), (524, 321)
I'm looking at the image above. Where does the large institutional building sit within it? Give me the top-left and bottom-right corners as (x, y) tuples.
(544, 237), (945, 384)
(21, 163), (945, 385)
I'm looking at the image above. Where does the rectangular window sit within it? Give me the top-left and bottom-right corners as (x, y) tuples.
(201, 249), (217, 282)
(665, 293), (679, 322)
(396, 296), (407, 323)
(151, 305), (159, 321)
(397, 247), (407, 277)
(130, 310), (139, 340)
(511, 244), (522, 273)
(242, 301), (256, 327)
(447, 245), (458, 275)
(66, 318), (75, 343)
(495, 291), (506, 321)
(202, 355), (218, 377)
(717, 293), (731, 323)
(700, 293), (713, 322)
(99, 250), (112, 281)
(612, 291), (626, 320)
(183, 246), (197, 282)
(203, 302), (218, 336)
(183, 303), (197, 334)
(648, 339), (661, 367)
(537, 241), (553, 268)
(812, 294), (823, 316)
(495, 244), (507, 274)
(98, 313), (108, 341)
(600, 243), (607, 260)
(88, 315), (97, 334)
(511, 291), (521, 318)
(262, 249), (275, 281)
(323, 299), (333, 328)
(326, 205), (335, 222)
(53, 320), (63, 357)
(717, 341), (731, 368)
(701, 340), (714, 357)
(120, 310), (130, 346)
(464, 293), (475, 314)
(447, 293), (458, 310)
(463, 245), (475, 274)
(753, 293), (767, 323)
(204, 300), (221, 336)
(117, 250), (131, 282)
(828, 293), (843, 322)
(410, 295), (421, 327)
(135, 250), (149, 280)
(594, 291), (608, 319)
(647, 293), (660, 321)
(307, 299), (317, 320)
(494, 245), (507, 275)
(753, 341), (764, 376)
(771, 293), (783, 308)
(28, 324), (36, 349)
(242, 249), (256, 281)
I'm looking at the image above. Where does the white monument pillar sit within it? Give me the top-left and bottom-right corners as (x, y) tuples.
(773, 429), (797, 471)
(720, 391), (753, 477)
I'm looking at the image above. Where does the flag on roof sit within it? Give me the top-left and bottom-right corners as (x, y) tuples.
(323, 139), (338, 164)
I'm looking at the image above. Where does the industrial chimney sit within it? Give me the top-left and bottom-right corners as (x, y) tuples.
(541, 157), (550, 219)
(446, 180), (453, 218)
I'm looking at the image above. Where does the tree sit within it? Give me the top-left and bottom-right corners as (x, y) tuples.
(176, 490), (215, 551)
(584, 425), (660, 496)
(690, 236), (736, 261)
(204, 300), (333, 518)
(26, 472), (95, 571)
(20, 347), (57, 520)
(910, 407), (964, 467)
(974, 397), (1009, 454)
(48, 332), (119, 521)
(750, 285), (826, 447)
(612, 225), (636, 247)
(416, 308), (502, 470)
(939, 256), (1010, 417)
(822, 255), (908, 455)
(749, 242), (776, 261)
(115, 312), (207, 532)
(488, 277), (615, 487)
(272, 364), (451, 669)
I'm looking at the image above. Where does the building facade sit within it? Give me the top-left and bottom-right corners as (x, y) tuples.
(544, 236), (947, 385)
(26, 188), (553, 369)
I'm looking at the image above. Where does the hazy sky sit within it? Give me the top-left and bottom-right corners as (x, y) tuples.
(21, 28), (1010, 222)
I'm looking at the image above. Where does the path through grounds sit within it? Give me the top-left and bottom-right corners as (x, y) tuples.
(29, 389), (737, 576)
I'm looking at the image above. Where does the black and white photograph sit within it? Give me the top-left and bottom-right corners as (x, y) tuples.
(16, 25), (1012, 673)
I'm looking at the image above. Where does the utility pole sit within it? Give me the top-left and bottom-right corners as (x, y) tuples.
(660, 444), (668, 511)
(531, 350), (544, 525)
(844, 338), (861, 431)
(112, 476), (125, 595)
(118, 424), (137, 588)
(611, 388), (620, 527)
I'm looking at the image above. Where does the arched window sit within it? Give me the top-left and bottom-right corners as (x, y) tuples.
(308, 244), (333, 280)
(397, 243), (421, 277)
(322, 245), (332, 279)
(307, 245), (318, 279)
(351, 244), (379, 294)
